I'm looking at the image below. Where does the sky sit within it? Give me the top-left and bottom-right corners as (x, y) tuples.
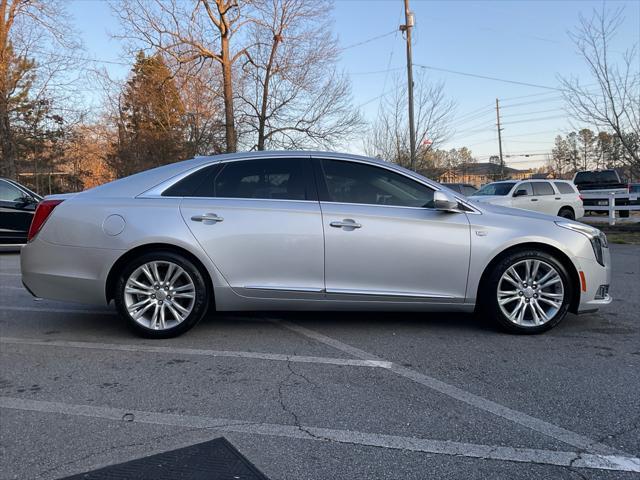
(68, 0), (640, 170)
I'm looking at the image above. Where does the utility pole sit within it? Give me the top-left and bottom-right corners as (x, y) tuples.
(495, 98), (504, 179)
(400, 0), (416, 171)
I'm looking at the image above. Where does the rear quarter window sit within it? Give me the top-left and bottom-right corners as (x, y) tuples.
(533, 182), (555, 196)
(553, 182), (576, 194)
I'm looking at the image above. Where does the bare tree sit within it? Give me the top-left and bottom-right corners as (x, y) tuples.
(366, 72), (455, 170)
(113, 0), (250, 152)
(559, 7), (640, 168)
(237, 0), (362, 150)
(1, 0), (80, 179)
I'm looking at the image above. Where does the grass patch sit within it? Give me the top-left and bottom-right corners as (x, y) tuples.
(602, 232), (640, 245)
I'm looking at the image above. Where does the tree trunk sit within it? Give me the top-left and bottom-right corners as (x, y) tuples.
(220, 35), (236, 153)
(257, 35), (281, 151)
(0, 96), (17, 179)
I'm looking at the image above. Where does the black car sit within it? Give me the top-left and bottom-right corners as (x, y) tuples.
(0, 177), (42, 245)
(442, 182), (478, 197)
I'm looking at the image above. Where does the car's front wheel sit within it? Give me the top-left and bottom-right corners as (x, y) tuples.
(114, 251), (209, 338)
(481, 250), (573, 334)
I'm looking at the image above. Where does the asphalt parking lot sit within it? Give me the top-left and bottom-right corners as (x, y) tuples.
(1, 246), (639, 480)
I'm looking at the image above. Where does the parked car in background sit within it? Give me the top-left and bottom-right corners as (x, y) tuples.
(470, 179), (584, 219)
(442, 183), (478, 196)
(573, 169), (630, 217)
(0, 177), (42, 245)
(21, 151), (611, 338)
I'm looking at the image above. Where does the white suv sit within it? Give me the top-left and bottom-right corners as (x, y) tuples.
(470, 179), (584, 219)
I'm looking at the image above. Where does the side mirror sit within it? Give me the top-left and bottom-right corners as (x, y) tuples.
(433, 190), (460, 212)
(15, 195), (36, 209)
(513, 189), (528, 197)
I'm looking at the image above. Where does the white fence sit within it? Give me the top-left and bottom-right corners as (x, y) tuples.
(581, 192), (639, 225)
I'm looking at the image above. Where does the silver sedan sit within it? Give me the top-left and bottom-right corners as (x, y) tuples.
(20, 151), (612, 337)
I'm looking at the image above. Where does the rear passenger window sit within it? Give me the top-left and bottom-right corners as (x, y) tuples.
(463, 186), (477, 196)
(212, 158), (314, 200)
(554, 182), (575, 194)
(533, 182), (555, 196)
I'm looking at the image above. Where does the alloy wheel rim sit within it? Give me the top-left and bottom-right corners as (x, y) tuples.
(497, 259), (565, 327)
(124, 261), (196, 330)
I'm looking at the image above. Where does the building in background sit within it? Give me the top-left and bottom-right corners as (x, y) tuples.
(438, 162), (532, 187)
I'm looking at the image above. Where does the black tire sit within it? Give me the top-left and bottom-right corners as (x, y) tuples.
(114, 251), (210, 338)
(558, 207), (575, 220)
(479, 249), (573, 334)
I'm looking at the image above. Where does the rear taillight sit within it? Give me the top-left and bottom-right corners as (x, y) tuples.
(27, 199), (63, 242)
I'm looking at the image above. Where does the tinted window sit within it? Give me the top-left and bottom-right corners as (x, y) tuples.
(630, 184), (640, 194)
(473, 182), (516, 196)
(320, 159), (434, 208)
(163, 164), (221, 197)
(462, 186), (478, 196)
(213, 158), (313, 200)
(574, 170), (620, 185)
(0, 180), (23, 202)
(533, 182), (554, 196)
(554, 182), (575, 194)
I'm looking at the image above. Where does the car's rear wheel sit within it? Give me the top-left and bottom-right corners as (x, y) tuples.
(558, 207), (575, 220)
(114, 251), (209, 338)
(481, 250), (573, 334)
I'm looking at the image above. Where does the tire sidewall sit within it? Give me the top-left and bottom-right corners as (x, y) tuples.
(114, 251), (209, 338)
(484, 250), (573, 334)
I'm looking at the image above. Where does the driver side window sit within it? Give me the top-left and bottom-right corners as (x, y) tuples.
(319, 159), (435, 208)
(514, 182), (533, 197)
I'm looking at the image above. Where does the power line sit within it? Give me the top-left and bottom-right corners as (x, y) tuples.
(500, 107), (566, 119)
(501, 114), (568, 126)
(340, 29), (397, 51)
(413, 63), (561, 91)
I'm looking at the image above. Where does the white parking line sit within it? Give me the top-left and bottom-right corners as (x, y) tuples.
(0, 337), (392, 369)
(0, 272), (21, 276)
(1, 397), (638, 473)
(276, 320), (622, 456)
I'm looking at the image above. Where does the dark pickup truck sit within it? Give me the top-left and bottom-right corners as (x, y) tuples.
(573, 169), (630, 217)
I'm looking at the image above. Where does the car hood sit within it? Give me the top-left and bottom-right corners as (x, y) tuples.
(473, 201), (559, 221)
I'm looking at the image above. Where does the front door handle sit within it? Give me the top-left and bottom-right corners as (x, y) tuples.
(191, 213), (224, 223)
(330, 219), (362, 229)
(530, 198), (539, 202)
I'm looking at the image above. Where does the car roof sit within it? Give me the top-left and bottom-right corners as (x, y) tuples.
(79, 151), (449, 199)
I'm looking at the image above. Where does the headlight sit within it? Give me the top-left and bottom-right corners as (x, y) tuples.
(555, 221), (608, 266)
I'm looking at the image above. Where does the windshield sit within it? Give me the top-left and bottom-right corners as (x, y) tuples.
(574, 171), (619, 185)
(472, 182), (516, 196)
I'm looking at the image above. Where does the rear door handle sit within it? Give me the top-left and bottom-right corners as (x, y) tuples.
(191, 213), (224, 223)
(530, 198), (539, 202)
(330, 219), (362, 229)
(555, 197), (561, 200)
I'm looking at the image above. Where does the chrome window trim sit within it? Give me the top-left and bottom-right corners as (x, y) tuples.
(138, 153), (481, 214)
